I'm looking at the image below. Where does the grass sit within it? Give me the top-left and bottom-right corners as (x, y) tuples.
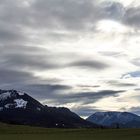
(0, 123), (140, 140)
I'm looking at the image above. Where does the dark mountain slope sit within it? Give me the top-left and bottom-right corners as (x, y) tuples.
(0, 89), (98, 128)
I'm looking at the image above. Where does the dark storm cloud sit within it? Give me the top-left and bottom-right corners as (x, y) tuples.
(0, 69), (33, 84)
(3, 54), (61, 70)
(60, 90), (123, 99)
(0, 0), (139, 47)
(99, 1), (125, 20)
(0, 27), (26, 43)
(134, 88), (140, 91)
(107, 80), (137, 87)
(99, 51), (123, 57)
(0, 0), (139, 37)
(0, 0), (128, 33)
(30, 84), (72, 90)
(31, 0), (98, 30)
(30, 0), (135, 31)
(0, 0), (97, 32)
(0, 0), (97, 33)
(20, 84), (72, 100)
(69, 60), (109, 70)
(77, 85), (100, 88)
(72, 107), (104, 118)
(23, 87), (123, 103)
(104, 3), (140, 29)
(0, 45), (67, 95)
(124, 7), (140, 29)
(0, 1), (29, 45)
(29, 0), (137, 31)
(26, 84), (72, 95)
(0, 44), (110, 71)
(0, 45), (61, 70)
(42, 90), (124, 105)
(96, 2), (140, 30)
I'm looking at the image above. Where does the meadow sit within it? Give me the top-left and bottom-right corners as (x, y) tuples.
(0, 123), (140, 140)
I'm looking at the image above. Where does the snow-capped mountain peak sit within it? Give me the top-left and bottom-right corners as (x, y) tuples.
(0, 89), (95, 128)
(86, 111), (140, 128)
(0, 90), (25, 101)
(0, 89), (43, 111)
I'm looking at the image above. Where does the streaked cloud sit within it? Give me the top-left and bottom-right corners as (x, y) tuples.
(0, 0), (140, 117)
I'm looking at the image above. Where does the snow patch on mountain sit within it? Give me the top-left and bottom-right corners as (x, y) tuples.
(5, 103), (14, 108)
(18, 91), (25, 96)
(37, 107), (41, 111)
(14, 99), (28, 109)
(0, 92), (12, 101)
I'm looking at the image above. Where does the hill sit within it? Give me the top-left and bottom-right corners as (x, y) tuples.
(0, 89), (97, 128)
(86, 111), (140, 128)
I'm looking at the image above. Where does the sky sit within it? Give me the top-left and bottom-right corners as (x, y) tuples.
(0, 0), (140, 118)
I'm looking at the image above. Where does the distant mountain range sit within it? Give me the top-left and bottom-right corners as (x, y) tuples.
(86, 111), (140, 128)
(0, 89), (97, 128)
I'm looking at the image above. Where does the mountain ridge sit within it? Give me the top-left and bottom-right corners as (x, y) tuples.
(0, 89), (98, 128)
(86, 111), (140, 128)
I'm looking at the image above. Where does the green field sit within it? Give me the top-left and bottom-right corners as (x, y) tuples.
(0, 123), (140, 140)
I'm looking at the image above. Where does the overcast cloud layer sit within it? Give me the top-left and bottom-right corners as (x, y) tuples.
(1, 0), (140, 118)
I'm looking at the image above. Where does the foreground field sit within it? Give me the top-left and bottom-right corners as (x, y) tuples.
(0, 123), (140, 140)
